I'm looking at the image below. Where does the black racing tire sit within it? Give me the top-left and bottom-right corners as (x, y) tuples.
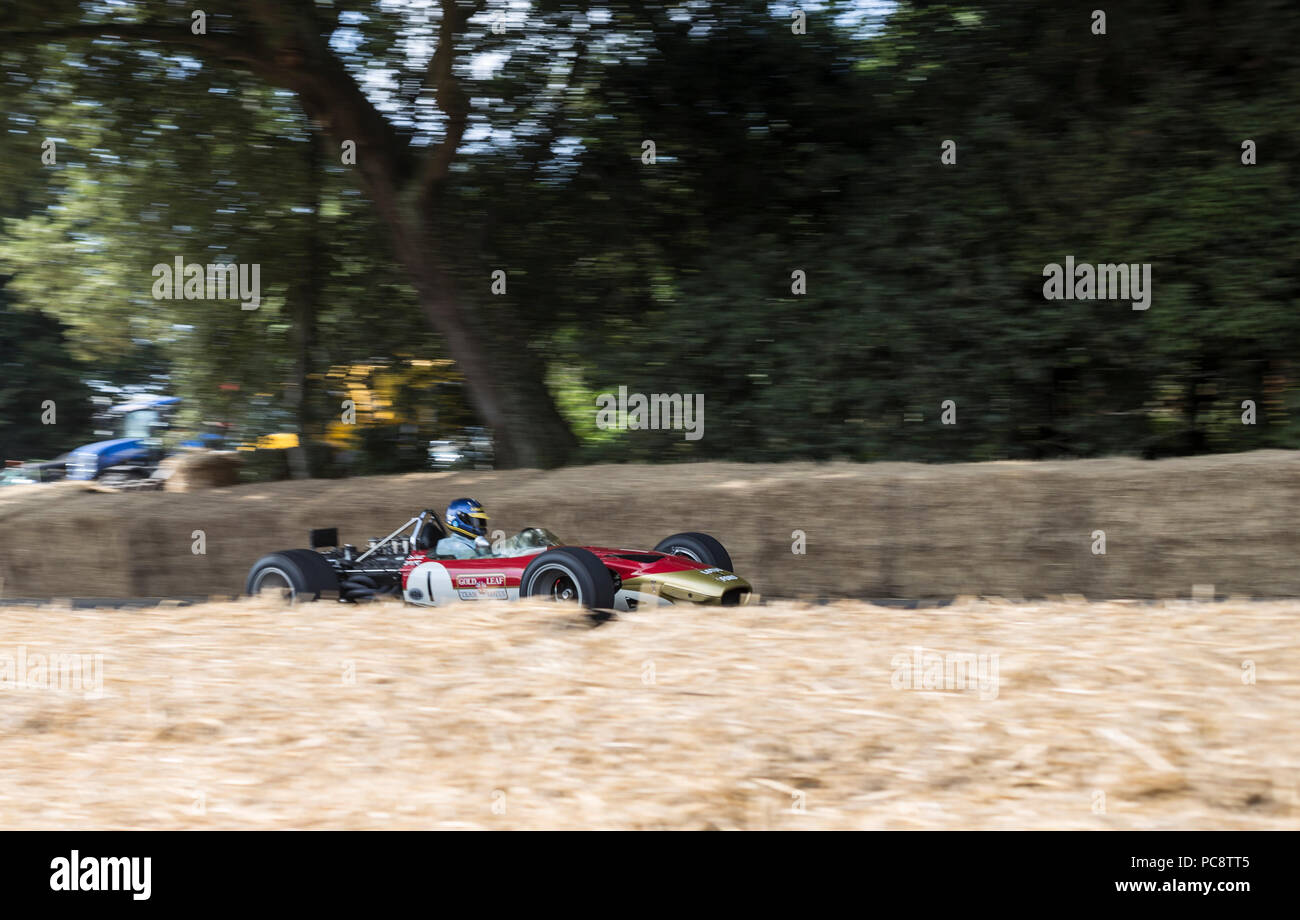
(245, 549), (339, 602)
(653, 532), (734, 572)
(519, 547), (617, 610)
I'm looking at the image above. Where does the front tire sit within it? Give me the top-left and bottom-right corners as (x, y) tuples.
(653, 532), (734, 571)
(246, 549), (339, 602)
(519, 547), (616, 610)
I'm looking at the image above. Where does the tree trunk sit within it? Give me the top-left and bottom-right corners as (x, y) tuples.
(285, 130), (322, 479)
(295, 124), (578, 468)
(7, 8), (582, 469)
(382, 205), (578, 469)
(255, 3), (578, 469)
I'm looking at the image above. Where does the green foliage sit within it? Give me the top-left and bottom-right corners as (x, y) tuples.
(0, 9), (463, 462)
(0, 280), (94, 460)
(539, 0), (1300, 461)
(2, 1), (1299, 467)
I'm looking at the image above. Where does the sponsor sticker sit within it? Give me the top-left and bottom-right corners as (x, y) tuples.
(457, 588), (508, 600)
(455, 573), (506, 588)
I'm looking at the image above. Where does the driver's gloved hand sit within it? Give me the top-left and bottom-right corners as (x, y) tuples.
(474, 535), (492, 555)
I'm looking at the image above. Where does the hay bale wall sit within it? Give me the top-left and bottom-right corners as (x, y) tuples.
(158, 450), (243, 492)
(0, 450), (1297, 599)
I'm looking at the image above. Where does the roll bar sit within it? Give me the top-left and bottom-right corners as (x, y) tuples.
(355, 509), (434, 563)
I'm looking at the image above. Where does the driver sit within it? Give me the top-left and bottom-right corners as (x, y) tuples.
(436, 498), (493, 558)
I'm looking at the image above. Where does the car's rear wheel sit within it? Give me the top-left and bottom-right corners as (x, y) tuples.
(520, 547), (616, 610)
(245, 549), (339, 602)
(653, 532), (734, 571)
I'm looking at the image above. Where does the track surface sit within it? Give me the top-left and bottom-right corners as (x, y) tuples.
(0, 595), (1294, 829)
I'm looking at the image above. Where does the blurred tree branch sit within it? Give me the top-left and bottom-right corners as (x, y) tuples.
(0, 0), (579, 466)
(414, 0), (484, 209)
(0, 19), (264, 68)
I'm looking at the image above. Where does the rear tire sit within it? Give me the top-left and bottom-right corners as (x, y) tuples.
(246, 549), (339, 602)
(653, 532), (734, 571)
(520, 547), (616, 610)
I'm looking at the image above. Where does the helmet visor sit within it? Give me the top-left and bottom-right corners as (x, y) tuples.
(455, 510), (489, 537)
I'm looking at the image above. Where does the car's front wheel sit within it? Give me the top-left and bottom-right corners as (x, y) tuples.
(519, 547), (616, 610)
(653, 532), (734, 571)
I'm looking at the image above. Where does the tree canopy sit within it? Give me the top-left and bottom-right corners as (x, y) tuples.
(2, 1), (1297, 467)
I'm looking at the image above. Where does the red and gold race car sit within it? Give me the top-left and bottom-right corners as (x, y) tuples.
(245, 509), (755, 611)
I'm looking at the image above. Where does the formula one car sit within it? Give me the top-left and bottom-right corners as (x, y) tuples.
(244, 508), (755, 611)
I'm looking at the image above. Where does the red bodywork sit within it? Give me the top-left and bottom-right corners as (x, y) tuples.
(400, 546), (712, 590)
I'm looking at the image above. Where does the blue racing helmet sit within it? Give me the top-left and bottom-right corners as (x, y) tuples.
(445, 498), (489, 539)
